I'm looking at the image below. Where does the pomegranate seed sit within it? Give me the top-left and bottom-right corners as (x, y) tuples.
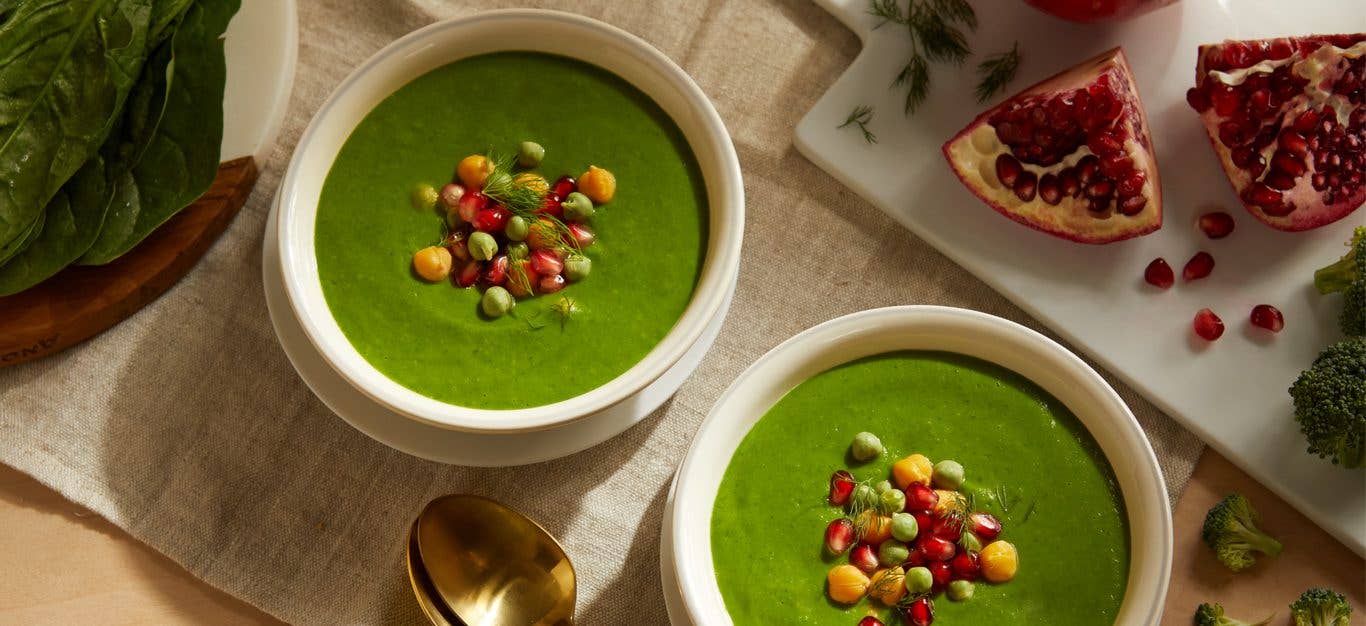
(439, 183), (466, 210)
(506, 261), (538, 298)
(1186, 87), (1211, 112)
(995, 154), (1022, 187)
(1223, 42), (1253, 68)
(906, 546), (927, 568)
(1116, 170), (1146, 197)
(929, 561), (952, 591)
(1269, 39), (1293, 60)
(457, 191), (488, 223)
(1244, 182), (1283, 208)
(453, 260), (481, 288)
(824, 518), (855, 554)
(1085, 179), (1114, 199)
(1087, 129), (1123, 156)
(1198, 212), (1235, 239)
(1271, 150), (1307, 177)
(444, 229), (472, 262)
(529, 249), (564, 276)
(850, 544), (879, 572)
(538, 193), (564, 217)
(968, 512), (1002, 541)
(1279, 129), (1309, 155)
(1250, 304), (1284, 332)
(1264, 171), (1296, 191)
(858, 618), (885, 626)
(931, 516), (962, 542)
(552, 175), (576, 198)
(1193, 308), (1225, 341)
(904, 597), (934, 626)
(538, 273), (566, 294)
(1058, 169), (1081, 197)
(1292, 109), (1319, 133)
(1098, 153), (1133, 179)
(566, 222), (596, 248)
(1262, 200), (1296, 217)
(481, 254), (508, 286)
(951, 550), (981, 581)
(919, 535), (957, 562)
(1117, 195), (1146, 216)
(1144, 258), (1174, 289)
(1183, 251), (1215, 281)
(912, 511), (934, 536)
(1013, 171), (1038, 201)
(473, 207), (510, 232)
(829, 470), (856, 506)
(1037, 173), (1061, 204)
(1076, 155), (1100, 183)
(1211, 85), (1242, 117)
(906, 483), (938, 513)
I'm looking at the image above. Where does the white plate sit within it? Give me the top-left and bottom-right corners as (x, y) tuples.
(262, 193), (736, 466)
(222, 0), (297, 163)
(795, 0), (1364, 553)
(669, 307), (1171, 625)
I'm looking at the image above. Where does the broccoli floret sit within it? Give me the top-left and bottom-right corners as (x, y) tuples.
(1314, 226), (1365, 336)
(1290, 337), (1366, 468)
(1201, 493), (1282, 572)
(1290, 587), (1352, 626)
(1194, 602), (1272, 626)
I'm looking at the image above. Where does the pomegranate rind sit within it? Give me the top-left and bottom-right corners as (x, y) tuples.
(943, 47), (1162, 245)
(1191, 34), (1366, 231)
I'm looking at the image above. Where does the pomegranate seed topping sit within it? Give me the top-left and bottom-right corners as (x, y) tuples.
(473, 207), (510, 232)
(951, 550), (982, 581)
(457, 191), (488, 223)
(906, 483), (938, 513)
(824, 518), (855, 554)
(931, 516), (962, 542)
(850, 544), (879, 572)
(1250, 304), (1284, 332)
(1194, 308), (1225, 341)
(444, 229), (472, 262)
(968, 512), (1002, 541)
(507, 260), (538, 298)
(828, 470), (856, 506)
(919, 535), (958, 562)
(538, 273), (566, 294)
(912, 511), (934, 536)
(1144, 258), (1174, 289)
(929, 561), (953, 591)
(1183, 252), (1215, 281)
(453, 260), (481, 288)
(552, 175), (577, 198)
(905, 546), (927, 568)
(529, 249), (565, 276)
(995, 154), (1023, 187)
(1198, 212), (1235, 239)
(1185, 87), (1211, 112)
(858, 617), (885, 626)
(566, 222), (596, 248)
(481, 254), (508, 286)
(904, 597), (934, 626)
(538, 193), (564, 217)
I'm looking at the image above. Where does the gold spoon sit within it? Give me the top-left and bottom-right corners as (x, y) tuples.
(407, 495), (576, 626)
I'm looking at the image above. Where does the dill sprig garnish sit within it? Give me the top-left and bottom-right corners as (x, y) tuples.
(846, 477), (880, 540)
(941, 488), (976, 532)
(838, 105), (877, 144)
(479, 152), (545, 215)
(869, 566), (905, 596)
(521, 296), (582, 331)
(868, 0), (1021, 115)
(975, 42), (1022, 103)
(988, 483), (1036, 526)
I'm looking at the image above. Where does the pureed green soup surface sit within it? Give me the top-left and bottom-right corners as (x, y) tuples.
(712, 352), (1130, 624)
(315, 53), (707, 409)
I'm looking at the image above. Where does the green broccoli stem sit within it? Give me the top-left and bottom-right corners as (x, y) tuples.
(1314, 257), (1356, 294)
(1234, 521), (1283, 557)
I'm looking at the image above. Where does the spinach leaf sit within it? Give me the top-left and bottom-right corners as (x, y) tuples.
(0, 199), (45, 263)
(0, 156), (115, 295)
(80, 0), (235, 265)
(149, 0), (191, 46)
(0, 0), (152, 251)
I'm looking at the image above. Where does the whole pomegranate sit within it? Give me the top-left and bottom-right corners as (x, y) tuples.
(1023, 0), (1177, 23)
(1186, 35), (1365, 231)
(943, 47), (1162, 244)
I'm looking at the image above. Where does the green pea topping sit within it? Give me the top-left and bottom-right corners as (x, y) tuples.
(960, 531), (982, 553)
(468, 231), (498, 261)
(948, 580), (975, 601)
(877, 540), (909, 567)
(410, 183), (438, 210)
(505, 215), (530, 241)
(904, 566), (933, 594)
(506, 241), (530, 260)
(933, 459), (966, 490)
(850, 432), (884, 462)
(517, 141), (545, 168)
(851, 484), (877, 511)
(890, 512), (919, 542)
(874, 480), (893, 494)
(562, 191), (595, 221)
(564, 253), (592, 282)
(879, 488), (906, 515)
(480, 286), (515, 317)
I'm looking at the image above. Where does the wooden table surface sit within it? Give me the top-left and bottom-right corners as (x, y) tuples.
(1, 448), (1361, 625)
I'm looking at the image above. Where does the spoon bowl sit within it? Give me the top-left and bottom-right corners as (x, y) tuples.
(408, 495), (575, 626)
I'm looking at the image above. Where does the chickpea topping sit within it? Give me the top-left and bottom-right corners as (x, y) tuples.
(456, 154), (495, 188)
(412, 246), (452, 282)
(577, 165), (616, 204)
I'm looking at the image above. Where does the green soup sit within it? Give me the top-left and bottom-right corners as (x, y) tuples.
(711, 352), (1130, 624)
(314, 53), (707, 409)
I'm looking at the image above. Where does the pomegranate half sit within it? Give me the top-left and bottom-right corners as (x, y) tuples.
(943, 47), (1162, 244)
(1186, 34), (1365, 231)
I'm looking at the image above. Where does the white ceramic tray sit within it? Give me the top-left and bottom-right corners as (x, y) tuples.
(795, 0), (1364, 553)
(222, 0), (296, 163)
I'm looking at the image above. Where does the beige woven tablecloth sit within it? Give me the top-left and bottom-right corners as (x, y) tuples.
(0, 0), (1204, 623)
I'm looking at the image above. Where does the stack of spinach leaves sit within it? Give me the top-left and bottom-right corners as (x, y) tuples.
(0, 0), (239, 295)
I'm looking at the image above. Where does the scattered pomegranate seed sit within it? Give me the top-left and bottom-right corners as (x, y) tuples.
(552, 175), (577, 198)
(439, 183), (466, 209)
(850, 544), (879, 572)
(457, 191), (487, 223)
(951, 550), (981, 581)
(1250, 304), (1284, 333)
(929, 561), (953, 591)
(905, 546), (927, 568)
(538, 193), (564, 217)
(565, 222), (596, 248)
(481, 254), (508, 286)
(529, 249), (565, 276)
(507, 261), (538, 298)
(906, 483), (938, 513)
(919, 535), (958, 562)
(538, 274), (566, 294)
(1198, 212), (1235, 239)
(473, 206), (510, 232)
(911, 511), (935, 536)
(1193, 308), (1225, 341)
(1144, 258), (1174, 289)
(904, 597), (934, 626)
(1183, 251), (1215, 281)
(453, 260), (481, 288)
(930, 516), (961, 542)
(824, 518), (855, 555)
(828, 470), (856, 506)
(444, 229), (472, 262)
(858, 617), (885, 626)
(968, 512), (1002, 541)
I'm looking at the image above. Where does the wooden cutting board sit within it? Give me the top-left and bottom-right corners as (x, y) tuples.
(0, 158), (259, 367)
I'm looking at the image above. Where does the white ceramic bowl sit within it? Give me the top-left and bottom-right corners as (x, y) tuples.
(670, 306), (1171, 625)
(276, 10), (743, 433)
